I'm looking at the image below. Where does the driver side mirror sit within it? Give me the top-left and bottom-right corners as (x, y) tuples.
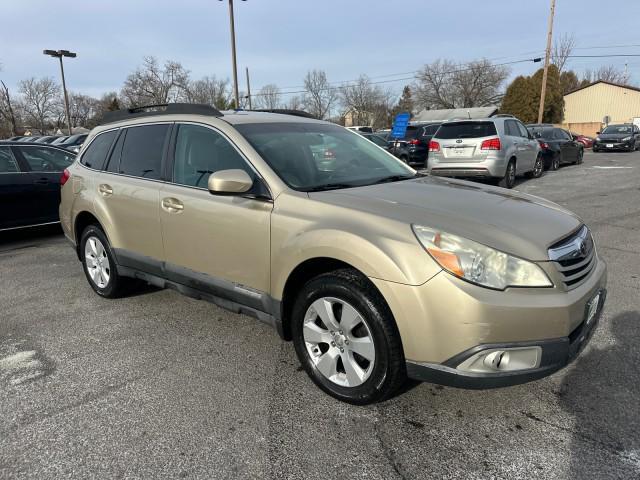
(208, 169), (253, 195)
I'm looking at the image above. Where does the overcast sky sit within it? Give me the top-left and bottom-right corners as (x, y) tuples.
(1, 0), (639, 100)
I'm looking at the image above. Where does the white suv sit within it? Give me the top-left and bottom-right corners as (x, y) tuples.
(427, 116), (543, 188)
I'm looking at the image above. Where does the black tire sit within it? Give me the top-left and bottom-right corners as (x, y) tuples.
(526, 155), (544, 179)
(499, 159), (516, 189)
(550, 154), (560, 171)
(575, 148), (584, 164)
(80, 225), (132, 298)
(291, 269), (406, 405)
(399, 155), (409, 164)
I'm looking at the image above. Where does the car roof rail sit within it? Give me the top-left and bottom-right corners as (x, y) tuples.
(250, 108), (317, 119)
(493, 114), (516, 118)
(99, 103), (223, 125)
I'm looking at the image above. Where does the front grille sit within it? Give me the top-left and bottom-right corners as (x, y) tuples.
(548, 226), (596, 289)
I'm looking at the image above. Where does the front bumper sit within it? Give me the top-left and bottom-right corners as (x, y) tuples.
(593, 141), (633, 151)
(406, 288), (606, 389)
(370, 256), (607, 389)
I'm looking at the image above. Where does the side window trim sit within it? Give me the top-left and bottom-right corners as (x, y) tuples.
(167, 121), (269, 194)
(0, 146), (23, 173)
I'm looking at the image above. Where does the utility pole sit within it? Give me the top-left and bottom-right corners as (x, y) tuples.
(537, 0), (556, 124)
(219, 0), (245, 109)
(43, 49), (76, 135)
(245, 67), (252, 110)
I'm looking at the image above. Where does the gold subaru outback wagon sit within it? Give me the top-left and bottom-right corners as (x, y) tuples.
(59, 104), (607, 404)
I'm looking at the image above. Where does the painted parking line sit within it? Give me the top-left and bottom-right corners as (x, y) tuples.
(591, 166), (633, 169)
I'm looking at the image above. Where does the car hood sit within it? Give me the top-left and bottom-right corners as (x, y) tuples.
(598, 133), (631, 140)
(310, 176), (582, 261)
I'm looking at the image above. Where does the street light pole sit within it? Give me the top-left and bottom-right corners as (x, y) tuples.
(44, 49), (76, 135)
(220, 0), (245, 109)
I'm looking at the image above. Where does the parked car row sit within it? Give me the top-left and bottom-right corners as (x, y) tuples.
(2, 134), (88, 152)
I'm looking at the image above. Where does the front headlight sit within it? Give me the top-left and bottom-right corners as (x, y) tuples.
(622, 136), (632, 142)
(595, 137), (601, 142)
(412, 225), (552, 290)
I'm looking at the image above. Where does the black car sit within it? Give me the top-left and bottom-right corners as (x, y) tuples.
(0, 142), (76, 231)
(593, 124), (640, 152)
(527, 125), (584, 170)
(358, 132), (412, 163)
(393, 123), (441, 167)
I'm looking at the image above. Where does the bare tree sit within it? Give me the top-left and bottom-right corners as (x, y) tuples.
(414, 58), (510, 109)
(255, 83), (281, 109)
(185, 76), (232, 109)
(286, 95), (302, 110)
(340, 75), (383, 125)
(583, 65), (628, 84)
(121, 56), (190, 107)
(68, 92), (100, 127)
(551, 33), (576, 73)
(19, 77), (61, 133)
(302, 69), (338, 119)
(0, 80), (19, 136)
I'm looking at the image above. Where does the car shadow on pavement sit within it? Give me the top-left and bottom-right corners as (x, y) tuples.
(558, 311), (640, 477)
(0, 224), (63, 249)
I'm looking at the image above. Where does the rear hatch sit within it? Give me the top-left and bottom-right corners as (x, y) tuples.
(433, 121), (498, 162)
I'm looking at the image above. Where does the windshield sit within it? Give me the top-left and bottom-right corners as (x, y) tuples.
(236, 122), (415, 191)
(602, 125), (632, 134)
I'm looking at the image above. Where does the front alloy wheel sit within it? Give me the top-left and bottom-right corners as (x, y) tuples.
(303, 297), (375, 387)
(291, 269), (406, 404)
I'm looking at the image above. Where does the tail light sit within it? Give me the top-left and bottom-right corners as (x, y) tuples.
(480, 138), (501, 150)
(408, 139), (420, 145)
(428, 140), (440, 152)
(538, 140), (549, 149)
(60, 168), (70, 186)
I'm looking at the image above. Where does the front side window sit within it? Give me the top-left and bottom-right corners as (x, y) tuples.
(18, 146), (75, 171)
(118, 124), (170, 179)
(173, 124), (253, 188)
(516, 122), (529, 138)
(236, 122), (415, 191)
(0, 147), (19, 172)
(81, 130), (118, 170)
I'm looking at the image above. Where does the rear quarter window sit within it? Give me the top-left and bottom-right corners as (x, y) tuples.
(435, 122), (497, 139)
(80, 130), (118, 170)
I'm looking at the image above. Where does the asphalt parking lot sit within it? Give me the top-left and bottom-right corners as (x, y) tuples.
(1, 149), (639, 480)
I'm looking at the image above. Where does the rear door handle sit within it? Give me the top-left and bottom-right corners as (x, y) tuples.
(98, 184), (113, 196)
(162, 197), (184, 213)
(33, 178), (49, 185)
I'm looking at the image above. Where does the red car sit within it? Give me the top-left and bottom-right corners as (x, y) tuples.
(571, 132), (594, 148)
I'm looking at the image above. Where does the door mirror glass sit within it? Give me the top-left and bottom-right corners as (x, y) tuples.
(208, 169), (253, 194)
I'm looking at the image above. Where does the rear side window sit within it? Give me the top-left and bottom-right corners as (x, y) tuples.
(81, 130), (117, 170)
(504, 120), (519, 137)
(0, 147), (19, 172)
(118, 124), (170, 180)
(401, 127), (419, 140)
(435, 122), (497, 139)
(17, 146), (75, 171)
(422, 124), (440, 136)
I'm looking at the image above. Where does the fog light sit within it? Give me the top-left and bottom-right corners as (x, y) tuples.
(456, 346), (542, 373)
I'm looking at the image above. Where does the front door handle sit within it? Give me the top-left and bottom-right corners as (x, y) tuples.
(98, 184), (113, 196)
(161, 197), (184, 213)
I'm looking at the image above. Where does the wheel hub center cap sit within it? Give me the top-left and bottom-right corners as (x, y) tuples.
(335, 335), (345, 348)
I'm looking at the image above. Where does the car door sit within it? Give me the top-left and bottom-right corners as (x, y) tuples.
(159, 122), (273, 308)
(92, 124), (169, 271)
(554, 129), (573, 163)
(515, 121), (536, 172)
(12, 145), (75, 224)
(0, 146), (31, 230)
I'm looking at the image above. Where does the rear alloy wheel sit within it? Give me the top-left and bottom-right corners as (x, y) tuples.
(500, 160), (516, 189)
(291, 269), (406, 404)
(550, 155), (560, 171)
(80, 225), (132, 298)
(576, 149), (584, 164)
(526, 155), (544, 179)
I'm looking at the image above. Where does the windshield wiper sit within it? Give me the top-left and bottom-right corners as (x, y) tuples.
(371, 174), (419, 185)
(305, 183), (355, 192)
